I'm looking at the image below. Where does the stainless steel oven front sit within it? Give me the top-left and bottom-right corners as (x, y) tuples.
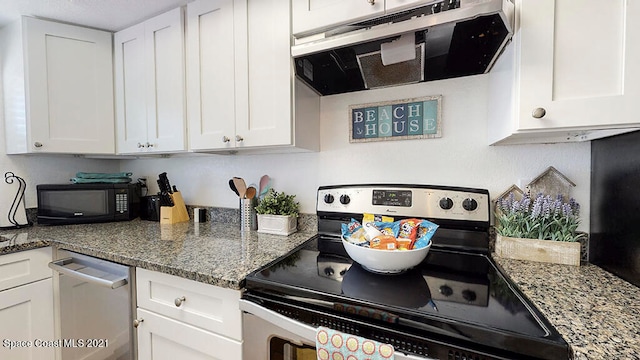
(239, 299), (428, 360)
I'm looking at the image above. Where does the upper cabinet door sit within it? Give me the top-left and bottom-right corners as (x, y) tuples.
(187, 0), (237, 151)
(114, 23), (147, 154)
(23, 17), (115, 154)
(237, 0), (292, 148)
(292, 0), (384, 36)
(114, 8), (186, 154)
(517, 0), (639, 130)
(144, 8), (186, 152)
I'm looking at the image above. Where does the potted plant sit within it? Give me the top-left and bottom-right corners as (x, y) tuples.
(494, 193), (586, 266)
(255, 189), (299, 235)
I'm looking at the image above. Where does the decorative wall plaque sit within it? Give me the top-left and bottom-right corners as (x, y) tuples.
(349, 95), (442, 143)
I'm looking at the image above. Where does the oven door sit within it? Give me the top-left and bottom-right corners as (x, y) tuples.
(239, 299), (431, 360)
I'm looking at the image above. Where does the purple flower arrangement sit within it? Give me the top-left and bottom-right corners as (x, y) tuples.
(496, 193), (585, 242)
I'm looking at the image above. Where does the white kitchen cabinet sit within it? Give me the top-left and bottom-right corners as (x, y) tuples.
(135, 268), (242, 360)
(114, 7), (186, 154)
(187, 0), (320, 153)
(0, 17), (115, 154)
(136, 309), (242, 360)
(292, 0), (425, 36)
(0, 248), (54, 360)
(488, 0), (640, 145)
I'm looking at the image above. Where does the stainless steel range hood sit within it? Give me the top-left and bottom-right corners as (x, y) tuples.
(292, 0), (515, 96)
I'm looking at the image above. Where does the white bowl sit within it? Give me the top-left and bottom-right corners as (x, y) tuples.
(341, 237), (431, 274)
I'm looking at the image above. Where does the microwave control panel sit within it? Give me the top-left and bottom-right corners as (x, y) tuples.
(115, 189), (128, 213)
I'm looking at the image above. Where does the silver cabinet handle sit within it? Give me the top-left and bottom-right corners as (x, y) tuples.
(137, 143), (144, 148)
(146, 142), (154, 148)
(532, 107), (547, 119)
(174, 296), (186, 307)
(235, 135), (244, 142)
(222, 136), (230, 143)
(368, 0), (375, 4)
(48, 258), (128, 289)
(133, 318), (144, 328)
(34, 142), (43, 148)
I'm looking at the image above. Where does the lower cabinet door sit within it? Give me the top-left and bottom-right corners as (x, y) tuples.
(136, 308), (242, 360)
(0, 278), (54, 360)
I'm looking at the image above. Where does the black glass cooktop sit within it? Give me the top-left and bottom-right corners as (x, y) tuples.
(244, 237), (569, 360)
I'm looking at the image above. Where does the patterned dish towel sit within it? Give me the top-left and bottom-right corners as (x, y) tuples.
(316, 327), (394, 360)
(71, 172), (133, 184)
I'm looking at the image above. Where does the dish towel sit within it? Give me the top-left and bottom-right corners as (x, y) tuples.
(70, 172), (133, 184)
(316, 327), (394, 360)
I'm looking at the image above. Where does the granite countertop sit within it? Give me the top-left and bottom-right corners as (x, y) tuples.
(2, 221), (639, 359)
(494, 255), (640, 360)
(0, 219), (316, 290)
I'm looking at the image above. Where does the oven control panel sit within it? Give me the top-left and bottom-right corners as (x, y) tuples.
(317, 185), (490, 223)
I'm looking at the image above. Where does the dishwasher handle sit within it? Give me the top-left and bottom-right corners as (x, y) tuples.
(49, 257), (128, 289)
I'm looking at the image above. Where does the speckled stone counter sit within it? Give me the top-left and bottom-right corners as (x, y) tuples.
(0, 219), (316, 290)
(493, 255), (640, 360)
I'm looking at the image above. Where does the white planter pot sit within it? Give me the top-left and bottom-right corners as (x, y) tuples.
(257, 214), (297, 236)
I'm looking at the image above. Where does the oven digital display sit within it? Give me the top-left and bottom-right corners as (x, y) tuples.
(372, 190), (412, 207)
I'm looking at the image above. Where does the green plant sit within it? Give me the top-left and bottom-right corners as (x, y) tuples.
(255, 189), (299, 217)
(496, 193), (586, 242)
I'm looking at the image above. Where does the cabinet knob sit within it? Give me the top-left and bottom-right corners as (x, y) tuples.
(137, 143), (144, 148)
(532, 107), (547, 119)
(146, 142), (154, 148)
(222, 136), (230, 143)
(235, 135), (244, 143)
(174, 296), (186, 307)
(34, 142), (43, 148)
(368, 0), (375, 4)
(133, 318), (144, 328)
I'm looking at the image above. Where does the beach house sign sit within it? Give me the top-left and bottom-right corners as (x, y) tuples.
(349, 95), (442, 143)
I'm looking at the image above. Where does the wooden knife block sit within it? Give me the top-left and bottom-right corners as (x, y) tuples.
(160, 191), (189, 224)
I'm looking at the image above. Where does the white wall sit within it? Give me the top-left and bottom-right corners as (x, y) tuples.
(120, 74), (592, 229)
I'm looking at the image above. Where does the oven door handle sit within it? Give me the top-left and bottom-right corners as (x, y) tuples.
(238, 299), (432, 360)
(239, 299), (317, 341)
(49, 257), (128, 289)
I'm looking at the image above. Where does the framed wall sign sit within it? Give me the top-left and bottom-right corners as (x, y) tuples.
(349, 95), (442, 143)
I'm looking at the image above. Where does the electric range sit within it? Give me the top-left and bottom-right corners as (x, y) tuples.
(242, 184), (569, 360)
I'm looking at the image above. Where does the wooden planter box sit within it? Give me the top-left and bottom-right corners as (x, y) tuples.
(495, 234), (581, 266)
(257, 214), (297, 236)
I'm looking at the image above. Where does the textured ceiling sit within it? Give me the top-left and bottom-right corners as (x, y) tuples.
(0, 0), (191, 32)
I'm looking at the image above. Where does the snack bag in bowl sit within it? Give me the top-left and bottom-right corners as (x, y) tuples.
(341, 219), (368, 246)
(413, 219), (439, 249)
(397, 218), (421, 250)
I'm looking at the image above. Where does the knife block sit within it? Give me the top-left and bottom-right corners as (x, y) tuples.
(160, 191), (189, 224)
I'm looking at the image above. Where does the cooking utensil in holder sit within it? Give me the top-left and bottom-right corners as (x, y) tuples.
(160, 191), (189, 224)
(240, 198), (257, 231)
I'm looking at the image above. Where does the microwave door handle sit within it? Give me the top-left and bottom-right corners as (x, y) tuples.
(49, 258), (128, 289)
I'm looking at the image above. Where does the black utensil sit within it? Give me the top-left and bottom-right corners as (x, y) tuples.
(158, 172), (173, 193)
(229, 179), (240, 197)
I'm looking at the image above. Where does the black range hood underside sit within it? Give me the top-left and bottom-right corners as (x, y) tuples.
(294, 13), (510, 96)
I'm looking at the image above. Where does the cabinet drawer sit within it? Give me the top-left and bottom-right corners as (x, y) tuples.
(136, 308), (241, 360)
(0, 247), (52, 292)
(136, 268), (241, 340)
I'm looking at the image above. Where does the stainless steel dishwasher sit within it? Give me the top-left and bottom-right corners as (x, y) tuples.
(49, 248), (136, 360)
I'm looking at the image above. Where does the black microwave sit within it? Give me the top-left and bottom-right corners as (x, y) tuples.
(37, 183), (141, 225)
